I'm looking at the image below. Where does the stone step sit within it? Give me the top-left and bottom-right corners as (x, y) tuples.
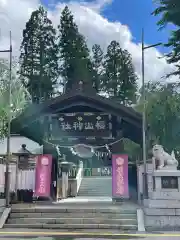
(80, 182), (112, 184)
(79, 188), (111, 190)
(78, 191), (111, 193)
(79, 189), (111, 192)
(11, 208), (136, 214)
(77, 193), (111, 195)
(78, 187), (112, 189)
(11, 202), (118, 208)
(10, 212), (137, 219)
(77, 193), (112, 196)
(80, 183), (112, 186)
(78, 186), (111, 188)
(77, 196), (112, 197)
(80, 188), (112, 189)
(4, 223), (137, 230)
(79, 189), (111, 191)
(78, 188), (111, 190)
(83, 176), (112, 178)
(79, 185), (112, 188)
(77, 195), (112, 197)
(78, 177), (112, 197)
(7, 217), (137, 225)
(80, 184), (111, 186)
(81, 181), (112, 183)
(77, 194), (112, 197)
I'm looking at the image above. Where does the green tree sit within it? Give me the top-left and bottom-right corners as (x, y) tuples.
(0, 59), (30, 138)
(19, 6), (59, 103)
(58, 6), (93, 92)
(152, 0), (180, 77)
(123, 138), (141, 162)
(91, 44), (104, 92)
(103, 40), (138, 105)
(136, 81), (180, 152)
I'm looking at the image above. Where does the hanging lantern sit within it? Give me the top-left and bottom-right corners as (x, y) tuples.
(71, 144), (94, 158)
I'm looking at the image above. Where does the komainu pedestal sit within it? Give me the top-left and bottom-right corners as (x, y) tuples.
(144, 145), (180, 230)
(145, 170), (180, 206)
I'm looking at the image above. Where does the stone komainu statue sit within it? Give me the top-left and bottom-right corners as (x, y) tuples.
(152, 144), (178, 170)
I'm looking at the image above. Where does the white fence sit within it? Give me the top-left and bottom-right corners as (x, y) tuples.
(0, 164), (35, 192)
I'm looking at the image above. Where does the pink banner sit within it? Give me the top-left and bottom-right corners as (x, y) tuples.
(35, 155), (52, 197)
(112, 154), (129, 198)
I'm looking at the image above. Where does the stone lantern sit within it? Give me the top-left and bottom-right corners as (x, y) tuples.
(14, 144), (31, 202)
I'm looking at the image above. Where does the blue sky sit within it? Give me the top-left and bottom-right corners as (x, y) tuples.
(37, 0), (177, 82)
(102, 0), (170, 45)
(1, 0), (176, 83)
(41, 0), (173, 54)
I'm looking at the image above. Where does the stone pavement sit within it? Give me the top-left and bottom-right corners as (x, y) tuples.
(11, 198), (139, 210)
(0, 231), (180, 239)
(0, 236), (180, 240)
(54, 197), (113, 204)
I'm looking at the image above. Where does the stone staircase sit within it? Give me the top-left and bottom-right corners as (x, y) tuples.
(78, 177), (112, 197)
(4, 205), (138, 230)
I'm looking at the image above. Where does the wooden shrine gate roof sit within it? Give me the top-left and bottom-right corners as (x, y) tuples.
(11, 88), (142, 145)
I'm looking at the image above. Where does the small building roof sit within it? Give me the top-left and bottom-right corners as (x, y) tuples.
(0, 135), (41, 155)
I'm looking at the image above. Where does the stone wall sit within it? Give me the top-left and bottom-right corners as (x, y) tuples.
(144, 207), (180, 230)
(144, 194), (180, 230)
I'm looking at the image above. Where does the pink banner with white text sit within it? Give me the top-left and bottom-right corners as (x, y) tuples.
(35, 155), (52, 197)
(112, 154), (129, 198)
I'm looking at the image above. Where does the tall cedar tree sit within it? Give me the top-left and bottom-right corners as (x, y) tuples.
(58, 6), (93, 92)
(103, 40), (137, 105)
(152, 0), (180, 77)
(91, 44), (103, 92)
(19, 6), (59, 103)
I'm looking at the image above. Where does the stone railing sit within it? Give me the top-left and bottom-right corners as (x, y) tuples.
(76, 161), (83, 193)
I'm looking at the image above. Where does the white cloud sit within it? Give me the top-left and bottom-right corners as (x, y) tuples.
(0, 0), (178, 85)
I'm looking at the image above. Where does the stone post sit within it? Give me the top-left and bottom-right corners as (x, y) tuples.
(62, 171), (68, 199)
(59, 162), (75, 199)
(60, 162), (69, 199)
